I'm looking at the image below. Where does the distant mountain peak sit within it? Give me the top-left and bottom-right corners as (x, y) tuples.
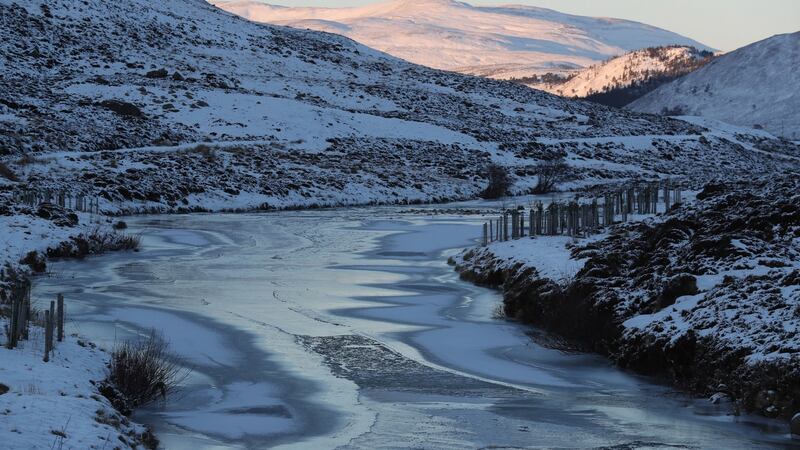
(629, 32), (800, 139)
(212, 0), (712, 80)
(526, 45), (715, 107)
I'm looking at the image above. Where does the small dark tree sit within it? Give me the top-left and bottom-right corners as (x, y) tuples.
(481, 163), (512, 199)
(532, 157), (569, 194)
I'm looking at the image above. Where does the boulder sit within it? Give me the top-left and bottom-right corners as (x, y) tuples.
(98, 100), (143, 118)
(145, 68), (168, 78)
(655, 274), (698, 310)
(792, 413), (800, 436)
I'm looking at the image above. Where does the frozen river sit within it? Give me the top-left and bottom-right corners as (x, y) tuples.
(33, 200), (794, 449)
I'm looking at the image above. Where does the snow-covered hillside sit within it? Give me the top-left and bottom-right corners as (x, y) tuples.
(0, 0), (797, 217)
(532, 46), (714, 106)
(629, 33), (800, 139)
(212, 0), (712, 79)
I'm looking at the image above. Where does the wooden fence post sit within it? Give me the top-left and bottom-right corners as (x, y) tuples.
(49, 300), (55, 348)
(44, 310), (52, 362)
(57, 294), (64, 342)
(21, 287), (28, 340)
(8, 294), (19, 349)
(503, 213), (509, 241)
(513, 210), (518, 238)
(529, 208), (534, 237)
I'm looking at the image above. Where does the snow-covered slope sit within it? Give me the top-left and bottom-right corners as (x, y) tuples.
(534, 46), (714, 104)
(0, 0), (797, 217)
(629, 33), (800, 139)
(212, 0), (712, 79)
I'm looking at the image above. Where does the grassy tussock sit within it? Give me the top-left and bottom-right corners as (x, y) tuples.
(107, 330), (186, 408)
(46, 228), (141, 259)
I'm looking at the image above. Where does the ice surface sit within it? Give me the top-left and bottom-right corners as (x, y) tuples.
(29, 206), (793, 449)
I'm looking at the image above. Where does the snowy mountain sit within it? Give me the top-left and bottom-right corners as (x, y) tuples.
(530, 46), (714, 107)
(212, 0), (713, 80)
(629, 33), (800, 139)
(0, 0), (797, 216)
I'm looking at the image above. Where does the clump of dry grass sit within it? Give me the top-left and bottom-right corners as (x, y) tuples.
(46, 228), (141, 259)
(107, 330), (186, 408)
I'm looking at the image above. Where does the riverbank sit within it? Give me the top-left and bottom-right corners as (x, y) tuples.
(453, 177), (800, 431)
(0, 318), (157, 448)
(0, 205), (153, 448)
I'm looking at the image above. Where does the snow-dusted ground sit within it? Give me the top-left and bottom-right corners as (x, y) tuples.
(27, 202), (796, 449)
(213, 0), (712, 79)
(0, 324), (152, 449)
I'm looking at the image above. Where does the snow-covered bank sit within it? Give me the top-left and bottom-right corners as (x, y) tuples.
(0, 324), (156, 449)
(0, 208), (149, 448)
(453, 177), (800, 426)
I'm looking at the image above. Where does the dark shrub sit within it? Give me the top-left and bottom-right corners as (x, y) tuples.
(481, 164), (512, 199)
(46, 229), (141, 259)
(20, 251), (46, 273)
(532, 157), (569, 194)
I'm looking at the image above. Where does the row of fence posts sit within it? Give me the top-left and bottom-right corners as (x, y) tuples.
(5, 287), (65, 362)
(15, 188), (101, 214)
(482, 183), (682, 246)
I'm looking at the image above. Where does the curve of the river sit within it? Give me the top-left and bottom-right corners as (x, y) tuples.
(33, 200), (796, 449)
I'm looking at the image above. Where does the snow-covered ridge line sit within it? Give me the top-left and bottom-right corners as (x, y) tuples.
(529, 45), (714, 106)
(453, 176), (800, 424)
(212, 0), (712, 80)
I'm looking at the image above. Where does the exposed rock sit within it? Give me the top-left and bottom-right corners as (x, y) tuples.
(97, 100), (144, 118)
(145, 68), (168, 79)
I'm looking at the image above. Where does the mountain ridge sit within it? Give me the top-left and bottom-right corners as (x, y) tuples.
(525, 45), (715, 107)
(629, 32), (800, 139)
(212, 0), (713, 79)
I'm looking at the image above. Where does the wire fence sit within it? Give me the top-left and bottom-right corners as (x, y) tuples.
(482, 182), (682, 245)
